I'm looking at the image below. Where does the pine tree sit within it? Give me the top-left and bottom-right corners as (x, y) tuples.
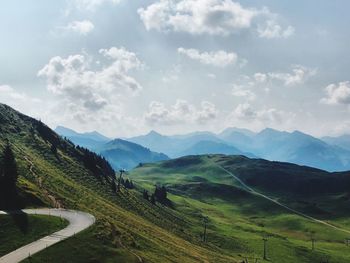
(154, 185), (167, 203)
(143, 190), (149, 201)
(111, 180), (117, 193)
(0, 142), (19, 209)
(1, 142), (18, 191)
(150, 194), (156, 205)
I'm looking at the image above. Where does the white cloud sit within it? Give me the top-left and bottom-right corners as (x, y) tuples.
(254, 72), (267, 83)
(0, 85), (43, 117)
(144, 100), (218, 125)
(231, 103), (293, 124)
(138, 0), (293, 38)
(178, 47), (238, 67)
(197, 101), (218, 123)
(38, 47), (142, 122)
(235, 66), (316, 90)
(63, 20), (94, 35)
(207, 73), (216, 79)
(36, 47), (145, 137)
(268, 65), (316, 86)
(321, 81), (350, 105)
(231, 84), (256, 100)
(257, 20), (295, 39)
(0, 85), (41, 104)
(138, 0), (258, 36)
(233, 103), (257, 119)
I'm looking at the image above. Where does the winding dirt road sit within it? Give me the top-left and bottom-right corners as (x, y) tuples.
(0, 208), (95, 263)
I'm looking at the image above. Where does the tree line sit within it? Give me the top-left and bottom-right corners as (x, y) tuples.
(143, 185), (168, 205)
(35, 120), (115, 182)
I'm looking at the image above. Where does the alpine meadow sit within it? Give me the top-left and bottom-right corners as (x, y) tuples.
(1, 1), (350, 263)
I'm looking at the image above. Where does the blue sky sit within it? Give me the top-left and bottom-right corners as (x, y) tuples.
(0, 0), (349, 137)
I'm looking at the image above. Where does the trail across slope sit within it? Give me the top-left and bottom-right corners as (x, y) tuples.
(0, 208), (95, 263)
(212, 160), (350, 235)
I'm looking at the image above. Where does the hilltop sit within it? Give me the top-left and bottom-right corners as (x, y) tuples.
(130, 155), (350, 263)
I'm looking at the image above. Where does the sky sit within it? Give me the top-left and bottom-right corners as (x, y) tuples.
(0, 0), (350, 138)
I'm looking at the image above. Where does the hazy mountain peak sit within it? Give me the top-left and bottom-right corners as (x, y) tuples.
(83, 130), (110, 142)
(147, 130), (163, 137)
(55, 126), (110, 142)
(219, 127), (255, 137)
(55, 126), (79, 137)
(259, 127), (281, 134)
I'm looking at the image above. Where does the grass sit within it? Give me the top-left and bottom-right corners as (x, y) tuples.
(129, 155), (350, 263)
(2, 104), (350, 262)
(0, 214), (68, 256)
(0, 104), (239, 262)
(22, 227), (141, 263)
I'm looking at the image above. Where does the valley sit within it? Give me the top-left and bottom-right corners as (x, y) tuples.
(1, 103), (350, 262)
(130, 155), (350, 263)
(2, 1), (349, 262)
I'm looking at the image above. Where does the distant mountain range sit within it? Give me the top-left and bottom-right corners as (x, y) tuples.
(54, 127), (169, 170)
(55, 125), (350, 172)
(127, 128), (350, 172)
(95, 139), (169, 171)
(55, 126), (110, 150)
(322, 135), (350, 152)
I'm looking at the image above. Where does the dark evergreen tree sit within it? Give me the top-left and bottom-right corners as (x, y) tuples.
(1, 143), (18, 190)
(154, 185), (167, 203)
(150, 194), (156, 205)
(124, 179), (130, 189)
(143, 190), (149, 201)
(76, 146), (115, 182)
(0, 142), (20, 209)
(111, 180), (117, 193)
(51, 143), (57, 155)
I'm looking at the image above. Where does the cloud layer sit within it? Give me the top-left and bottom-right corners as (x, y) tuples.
(138, 0), (294, 38)
(145, 100), (218, 125)
(321, 81), (350, 105)
(38, 47), (142, 122)
(178, 47), (238, 67)
(257, 20), (294, 39)
(63, 20), (95, 35)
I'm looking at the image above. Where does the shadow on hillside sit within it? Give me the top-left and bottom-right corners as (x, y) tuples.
(6, 210), (29, 234)
(160, 198), (175, 209)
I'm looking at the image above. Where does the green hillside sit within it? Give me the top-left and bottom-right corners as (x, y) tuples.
(3, 102), (350, 262)
(0, 214), (68, 256)
(130, 155), (350, 263)
(0, 104), (236, 262)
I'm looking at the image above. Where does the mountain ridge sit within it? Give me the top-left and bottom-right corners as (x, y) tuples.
(128, 128), (350, 171)
(55, 126), (169, 170)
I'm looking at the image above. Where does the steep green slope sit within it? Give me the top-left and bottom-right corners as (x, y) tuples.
(0, 104), (236, 262)
(130, 155), (350, 263)
(0, 214), (68, 256)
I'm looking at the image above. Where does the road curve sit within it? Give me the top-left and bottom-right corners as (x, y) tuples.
(0, 208), (95, 263)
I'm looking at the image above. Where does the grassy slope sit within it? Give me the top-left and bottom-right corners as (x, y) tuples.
(0, 214), (68, 256)
(130, 155), (350, 263)
(0, 104), (236, 262)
